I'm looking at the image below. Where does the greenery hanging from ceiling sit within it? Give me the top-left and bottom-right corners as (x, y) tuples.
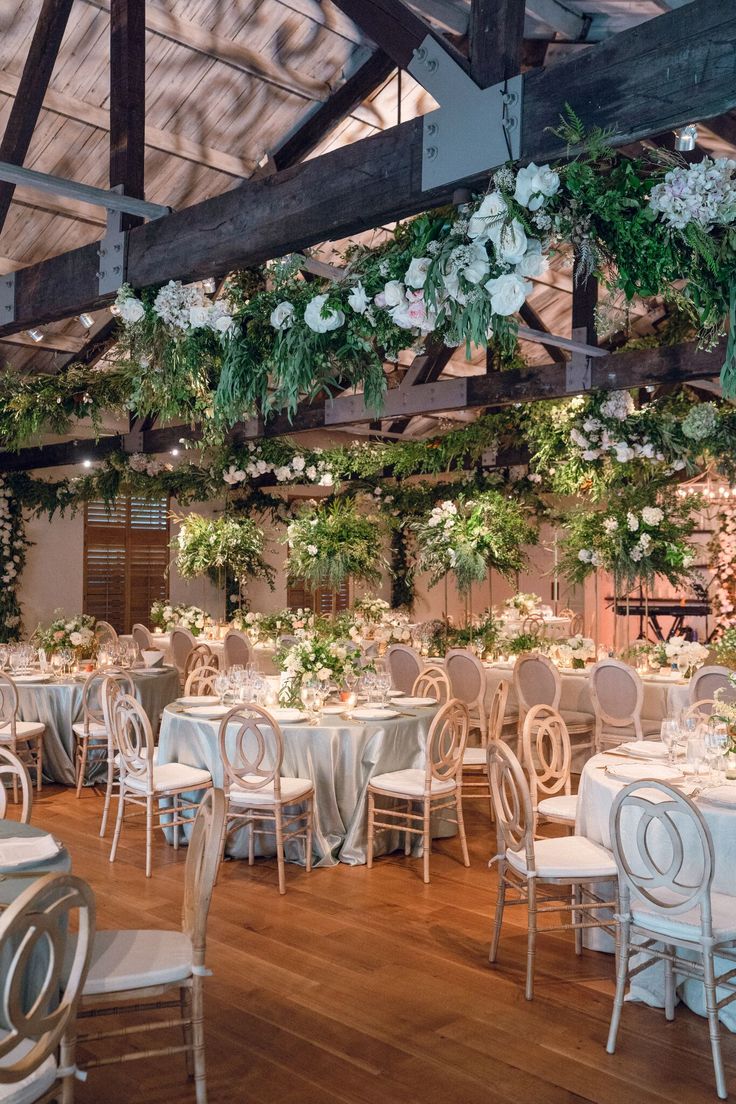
(285, 498), (388, 592)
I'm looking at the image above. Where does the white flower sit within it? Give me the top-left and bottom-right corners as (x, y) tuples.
(627, 512), (639, 532)
(347, 282), (370, 314)
(69, 632), (83, 646)
(515, 239), (548, 278)
(304, 294), (344, 333)
(291, 455), (306, 472)
(496, 219), (528, 265)
(642, 506), (664, 525)
(270, 301), (295, 330)
(188, 305), (210, 329)
(514, 163), (560, 210)
(484, 273), (530, 316)
(467, 192), (507, 243)
(613, 443), (635, 463)
(306, 544), (318, 555)
(316, 667), (332, 681)
(578, 549), (592, 563)
(600, 391), (635, 421)
(223, 465), (246, 485)
(375, 280), (405, 309)
(117, 295), (145, 324)
(603, 517), (618, 534)
(459, 241), (490, 285)
(305, 465), (317, 481)
(405, 257), (431, 289)
(212, 310), (235, 335)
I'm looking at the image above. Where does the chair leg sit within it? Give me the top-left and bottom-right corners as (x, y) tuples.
(172, 795), (180, 851)
(664, 944), (676, 1021)
(100, 755), (114, 838)
(274, 806), (286, 895)
(59, 1027), (77, 1104)
(35, 736), (42, 793)
(703, 946), (727, 1100)
(367, 791), (375, 869)
(305, 799), (313, 873)
(606, 904), (631, 1054)
(191, 976), (208, 1104)
(573, 884), (583, 956)
(422, 799), (431, 885)
(180, 985), (194, 1078)
(145, 794), (154, 878)
(75, 736), (88, 798)
(247, 817), (254, 866)
(109, 784), (126, 864)
(489, 864), (507, 964)
(455, 792), (470, 868)
(525, 877), (538, 1001)
(404, 799), (412, 856)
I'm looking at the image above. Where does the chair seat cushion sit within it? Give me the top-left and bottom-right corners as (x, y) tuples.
(0, 1036), (56, 1104)
(462, 746), (488, 767)
(505, 835), (617, 880)
(370, 768), (456, 798)
(228, 776), (313, 806)
(123, 762), (211, 793)
(0, 721), (44, 742)
(72, 720), (107, 741)
(81, 929), (194, 996)
(561, 709), (595, 730)
(631, 889), (736, 945)
(537, 793), (578, 823)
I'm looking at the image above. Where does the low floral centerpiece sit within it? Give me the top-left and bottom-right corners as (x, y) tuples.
(150, 601), (210, 637)
(34, 612), (97, 659)
(502, 593), (542, 619)
(663, 635), (709, 677)
(274, 634), (366, 705)
(353, 595), (391, 625)
(555, 634), (595, 670)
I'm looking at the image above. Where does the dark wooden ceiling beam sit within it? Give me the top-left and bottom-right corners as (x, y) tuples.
(518, 301), (567, 363)
(0, 0), (74, 237)
(469, 0), (525, 87)
(0, 0), (734, 337)
(330, 0), (471, 73)
(110, 0), (146, 228)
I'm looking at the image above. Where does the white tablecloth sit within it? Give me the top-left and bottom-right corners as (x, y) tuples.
(158, 702), (444, 866)
(125, 633), (278, 674)
(500, 615), (572, 640)
(577, 753), (736, 1030)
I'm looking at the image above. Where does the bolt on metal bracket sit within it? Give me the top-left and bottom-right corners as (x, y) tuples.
(408, 36), (523, 191)
(97, 194), (128, 297)
(0, 271), (15, 324)
(565, 326), (594, 393)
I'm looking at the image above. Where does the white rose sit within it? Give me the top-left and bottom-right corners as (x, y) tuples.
(270, 301), (295, 330)
(515, 239), (548, 278)
(380, 280), (405, 308)
(577, 549), (592, 563)
(69, 632), (83, 646)
(223, 465), (246, 485)
(347, 282), (370, 314)
(307, 544), (318, 555)
(213, 313), (235, 334)
(514, 163), (560, 210)
(118, 296), (145, 324)
(532, 164), (560, 198)
(291, 455), (306, 472)
(405, 257), (431, 289)
(496, 219), (528, 265)
(188, 305), (210, 328)
(316, 667), (332, 681)
(304, 294), (344, 333)
(461, 241), (490, 285)
(642, 506), (664, 525)
(467, 192), (507, 243)
(442, 269), (466, 304)
(484, 273), (530, 316)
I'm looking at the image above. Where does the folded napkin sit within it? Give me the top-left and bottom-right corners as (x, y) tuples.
(0, 834), (59, 870)
(698, 785), (736, 808)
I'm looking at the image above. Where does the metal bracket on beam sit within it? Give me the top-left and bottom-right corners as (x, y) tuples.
(240, 417), (265, 440)
(0, 271), (15, 325)
(408, 36), (522, 191)
(121, 427), (144, 454)
(325, 378), (468, 424)
(565, 326), (594, 392)
(97, 197), (128, 297)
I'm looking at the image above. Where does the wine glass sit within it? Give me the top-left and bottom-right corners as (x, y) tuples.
(300, 683), (317, 720)
(214, 673), (230, 706)
(686, 728), (707, 778)
(704, 720), (729, 784)
(9, 647), (22, 676)
(660, 718), (679, 766)
(50, 652), (64, 681)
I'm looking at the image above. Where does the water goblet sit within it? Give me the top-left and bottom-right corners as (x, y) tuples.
(686, 731), (707, 778)
(677, 654), (690, 680)
(660, 718), (679, 765)
(214, 673), (230, 706)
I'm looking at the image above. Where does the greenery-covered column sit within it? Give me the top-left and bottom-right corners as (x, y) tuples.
(0, 478), (26, 642)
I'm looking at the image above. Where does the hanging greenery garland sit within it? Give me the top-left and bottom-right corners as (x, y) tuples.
(173, 513), (274, 590)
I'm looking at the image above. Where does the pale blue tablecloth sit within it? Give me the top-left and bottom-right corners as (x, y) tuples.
(158, 704), (444, 866)
(16, 667), (181, 785)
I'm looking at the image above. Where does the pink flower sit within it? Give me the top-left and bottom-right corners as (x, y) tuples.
(53, 631), (65, 641)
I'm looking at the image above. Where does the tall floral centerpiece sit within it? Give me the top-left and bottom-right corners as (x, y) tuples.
(34, 612), (97, 660)
(285, 499), (386, 620)
(173, 513), (273, 617)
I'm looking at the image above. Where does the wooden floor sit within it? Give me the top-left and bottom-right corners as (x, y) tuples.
(26, 785), (735, 1104)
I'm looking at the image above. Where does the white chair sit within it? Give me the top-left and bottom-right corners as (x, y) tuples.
(0, 672), (44, 796)
(68, 789), (225, 1104)
(170, 627), (197, 679)
(386, 645), (423, 696)
(446, 648), (490, 744)
(218, 704), (314, 895)
(72, 667), (134, 799)
(108, 693), (213, 878)
(521, 704), (577, 829)
(589, 658), (660, 752)
(223, 628), (252, 670)
(94, 619), (118, 647)
(461, 680), (510, 815)
(184, 664), (221, 697)
(0, 872), (95, 1104)
(513, 652), (594, 753)
(131, 622), (153, 654)
(412, 664), (450, 703)
(0, 745), (32, 823)
(690, 665), (735, 707)
(97, 672), (136, 839)
(607, 780), (736, 1099)
(487, 740), (617, 1000)
(367, 699), (470, 884)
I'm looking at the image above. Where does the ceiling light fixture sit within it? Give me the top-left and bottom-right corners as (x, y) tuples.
(82, 459), (92, 468)
(171, 448), (179, 457)
(674, 124), (698, 151)
(78, 312), (94, 329)
(25, 328), (44, 342)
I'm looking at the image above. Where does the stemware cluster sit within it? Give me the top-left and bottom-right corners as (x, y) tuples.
(661, 710), (730, 782)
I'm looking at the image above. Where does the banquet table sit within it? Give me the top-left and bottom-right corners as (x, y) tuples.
(577, 752), (736, 1030)
(16, 666), (180, 786)
(0, 820), (71, 1024)
(125, 633), (278, 675)
(500, 615), (573, 640)
(158, 702), (443, 866)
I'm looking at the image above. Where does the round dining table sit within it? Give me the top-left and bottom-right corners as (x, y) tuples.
(125, 633), (279, 675)
(15, 666), (181, 786)
(577, 751), (736, 1030)
(157, 700), (443, 866)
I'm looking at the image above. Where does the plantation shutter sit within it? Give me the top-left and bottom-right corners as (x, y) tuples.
(286, 578), (349, 614)
(84, 495), (169, 633)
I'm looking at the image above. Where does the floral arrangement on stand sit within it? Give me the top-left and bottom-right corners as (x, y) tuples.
(0, 479), (27, 642)
(502, 593), (542, 618)
(714, 628), (736, 670)
(414, 492), (535, 595)
(275, 635), (366, 706)
(553, 634), (596, 669)
(173, 513), (274, 592)
(500, 630), (552, 658)
(259, 608), (317, 642)
(34, 612), (96, 659)
(353, 595), (391, 624)
(285, 498), (387, 603)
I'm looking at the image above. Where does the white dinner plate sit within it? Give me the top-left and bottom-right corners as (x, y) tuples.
(12, 673), (52, 684)
(617, 741), (669, 761)
(392, 696), (437, 707)
(699, 785), (736, 808)
(177, 695), (220, 707)
(605, 762), (683, 785)
(387, 689), (404, 698)
(182, 704), (232, 721)
(352, 706), (400, 721)
(322, 703), (348, 714)
(269, 708), (308, 724)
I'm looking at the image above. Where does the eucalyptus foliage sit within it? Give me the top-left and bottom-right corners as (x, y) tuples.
(285, 499), (387, 591)
(173, 513), (273, 588)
